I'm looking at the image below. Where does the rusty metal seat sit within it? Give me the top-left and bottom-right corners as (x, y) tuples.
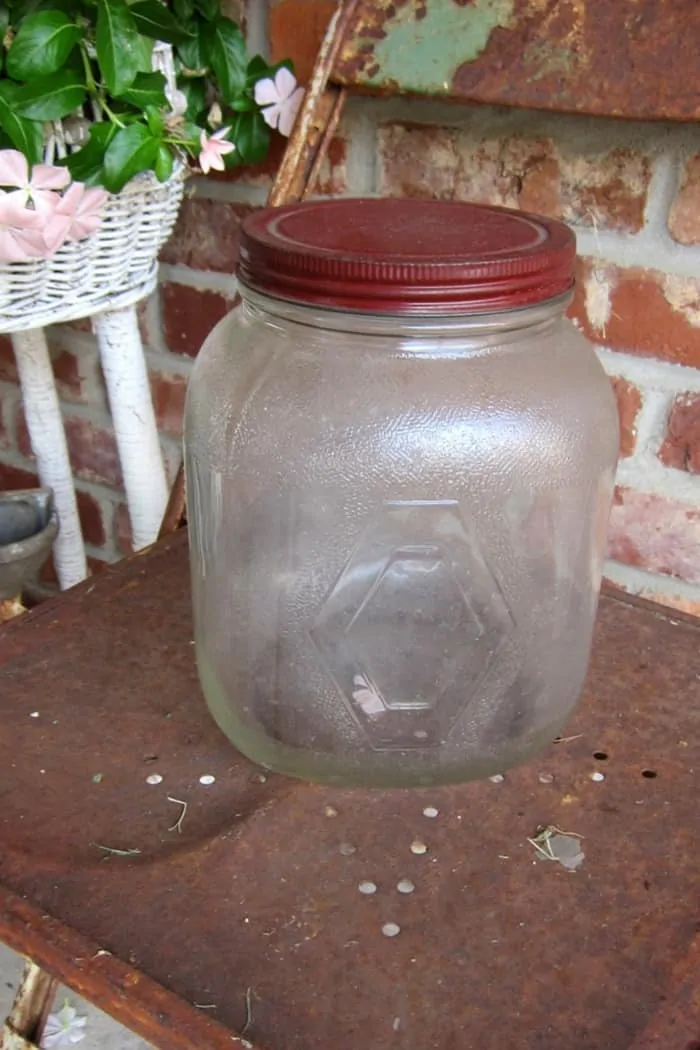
(0, 529), (699, 1050)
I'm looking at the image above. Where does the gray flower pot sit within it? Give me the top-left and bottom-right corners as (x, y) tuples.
(0, 489), (59, 600)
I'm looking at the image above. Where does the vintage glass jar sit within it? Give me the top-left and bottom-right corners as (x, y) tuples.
(185, 198), (618, 787)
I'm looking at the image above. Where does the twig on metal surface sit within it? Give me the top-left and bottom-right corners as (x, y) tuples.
(167, 796), (188, 834)
(241, 987), (254, 1035)
(92, 843), (142, 856)
(527, 824), (583, 862)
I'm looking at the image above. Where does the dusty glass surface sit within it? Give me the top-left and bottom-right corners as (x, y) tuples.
(185, 290), (618, 786)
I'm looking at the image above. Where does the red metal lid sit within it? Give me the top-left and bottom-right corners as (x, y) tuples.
(239, 198), (575, 315)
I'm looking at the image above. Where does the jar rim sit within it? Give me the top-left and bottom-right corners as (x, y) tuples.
(239, 198), (576, 315)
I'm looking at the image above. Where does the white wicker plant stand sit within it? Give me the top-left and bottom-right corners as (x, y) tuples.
(1, 46), (185, 590)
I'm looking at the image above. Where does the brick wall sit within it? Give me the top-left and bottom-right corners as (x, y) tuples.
(1, 5), (699, 614)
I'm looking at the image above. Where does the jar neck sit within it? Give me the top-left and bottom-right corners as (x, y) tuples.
(239, 284), (571, 339)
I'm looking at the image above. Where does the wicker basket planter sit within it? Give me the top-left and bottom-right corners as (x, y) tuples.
(0, 163), (185, 332)
(0, 38), (186, 333)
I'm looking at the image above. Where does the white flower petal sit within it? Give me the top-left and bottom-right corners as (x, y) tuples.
(274, 66), (298, 100)
(260, 102), (282, 130)
(254, 76), (280, 107)
(277, 86), (304, 136)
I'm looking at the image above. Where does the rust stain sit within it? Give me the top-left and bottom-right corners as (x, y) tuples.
(334, 0), (700, 120)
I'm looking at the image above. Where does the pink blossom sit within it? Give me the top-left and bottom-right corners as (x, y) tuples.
(0, 189), (47, 263)
(254, 67), (304, 137)
(43, 182), (108, 251)
(198, 127), (235, 174)
(0, 150), (70, 217)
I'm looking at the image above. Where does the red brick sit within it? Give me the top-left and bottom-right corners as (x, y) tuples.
(0, 461), (38, 491)
(159, 200), (255, 273)
(75, 488), (106, 547)
(610, 377), (642, 458)
(607, 487), (700, 585)
(150, 370), (188, 437)
(570, 259), (700, 367)
(269, 0), (335, 83)
(658, 394), (700, 474)
(0, 394), (13, 450)
(0, 336), (16, 382)
(17, 408), (123, 488)
(51, 348), (84, 400)
(114, 502), (133, 557)
(0, 327), (93, 402)
(668, 154), (700, 245)
(161, 283), (234, 358)
(65, 418), (123, 488)
(378, 125), (651, 233)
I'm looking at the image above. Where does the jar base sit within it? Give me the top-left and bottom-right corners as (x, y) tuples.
(205, 688), (571, 788)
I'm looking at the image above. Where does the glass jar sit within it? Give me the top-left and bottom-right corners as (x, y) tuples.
(185, 199), (618, 787)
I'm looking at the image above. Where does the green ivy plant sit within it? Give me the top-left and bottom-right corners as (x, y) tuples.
(0, 0), (295, 192)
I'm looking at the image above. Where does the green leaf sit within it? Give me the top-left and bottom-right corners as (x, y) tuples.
(10, 0), (84, 26)
(194, 0), (220, 20)
(245, 56), (293, 89)
(6, 10), (83, 79)
(154, 142), (173, 181)
(0, 4), (10, 38)
(176, 119), (201, 152)
(129, 0), (194, 43)
(144, 103), (163, 135)
(61, 121), (116, 184)
(116, 70), (167, 108)
(172, 0), (194, 18)
(14, 69), (86, 119)
(134, 31), (154, 71)
(245, 53), (270, 87)
(96, 0), (141, 96)
(103, 121), (159, 191)
(0, 81), (43, 162)
(229, 107), (268, 165)
(176, 75), (206, 120)
(204, 17), (246, 100)
(175, 19), (204, 69)
(229, 94), (255, 112)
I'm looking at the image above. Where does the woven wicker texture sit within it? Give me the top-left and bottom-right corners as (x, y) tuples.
(0, 44), (186, 333)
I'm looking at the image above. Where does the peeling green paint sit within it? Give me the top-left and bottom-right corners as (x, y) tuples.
(364, 0), (515, 93)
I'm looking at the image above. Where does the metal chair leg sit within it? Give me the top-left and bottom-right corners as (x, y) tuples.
(2, 960), (58, 1050)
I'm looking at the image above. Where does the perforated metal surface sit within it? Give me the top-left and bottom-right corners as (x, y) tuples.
(0, 532), (698, 1050)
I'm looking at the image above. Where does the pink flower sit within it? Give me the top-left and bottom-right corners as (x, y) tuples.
(0, 149), (69, 217)
(198, 128), (235, 174)
(254, 68), (304, 137)
(43, 182), (108, 252)
(0, 189), (47, 263)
